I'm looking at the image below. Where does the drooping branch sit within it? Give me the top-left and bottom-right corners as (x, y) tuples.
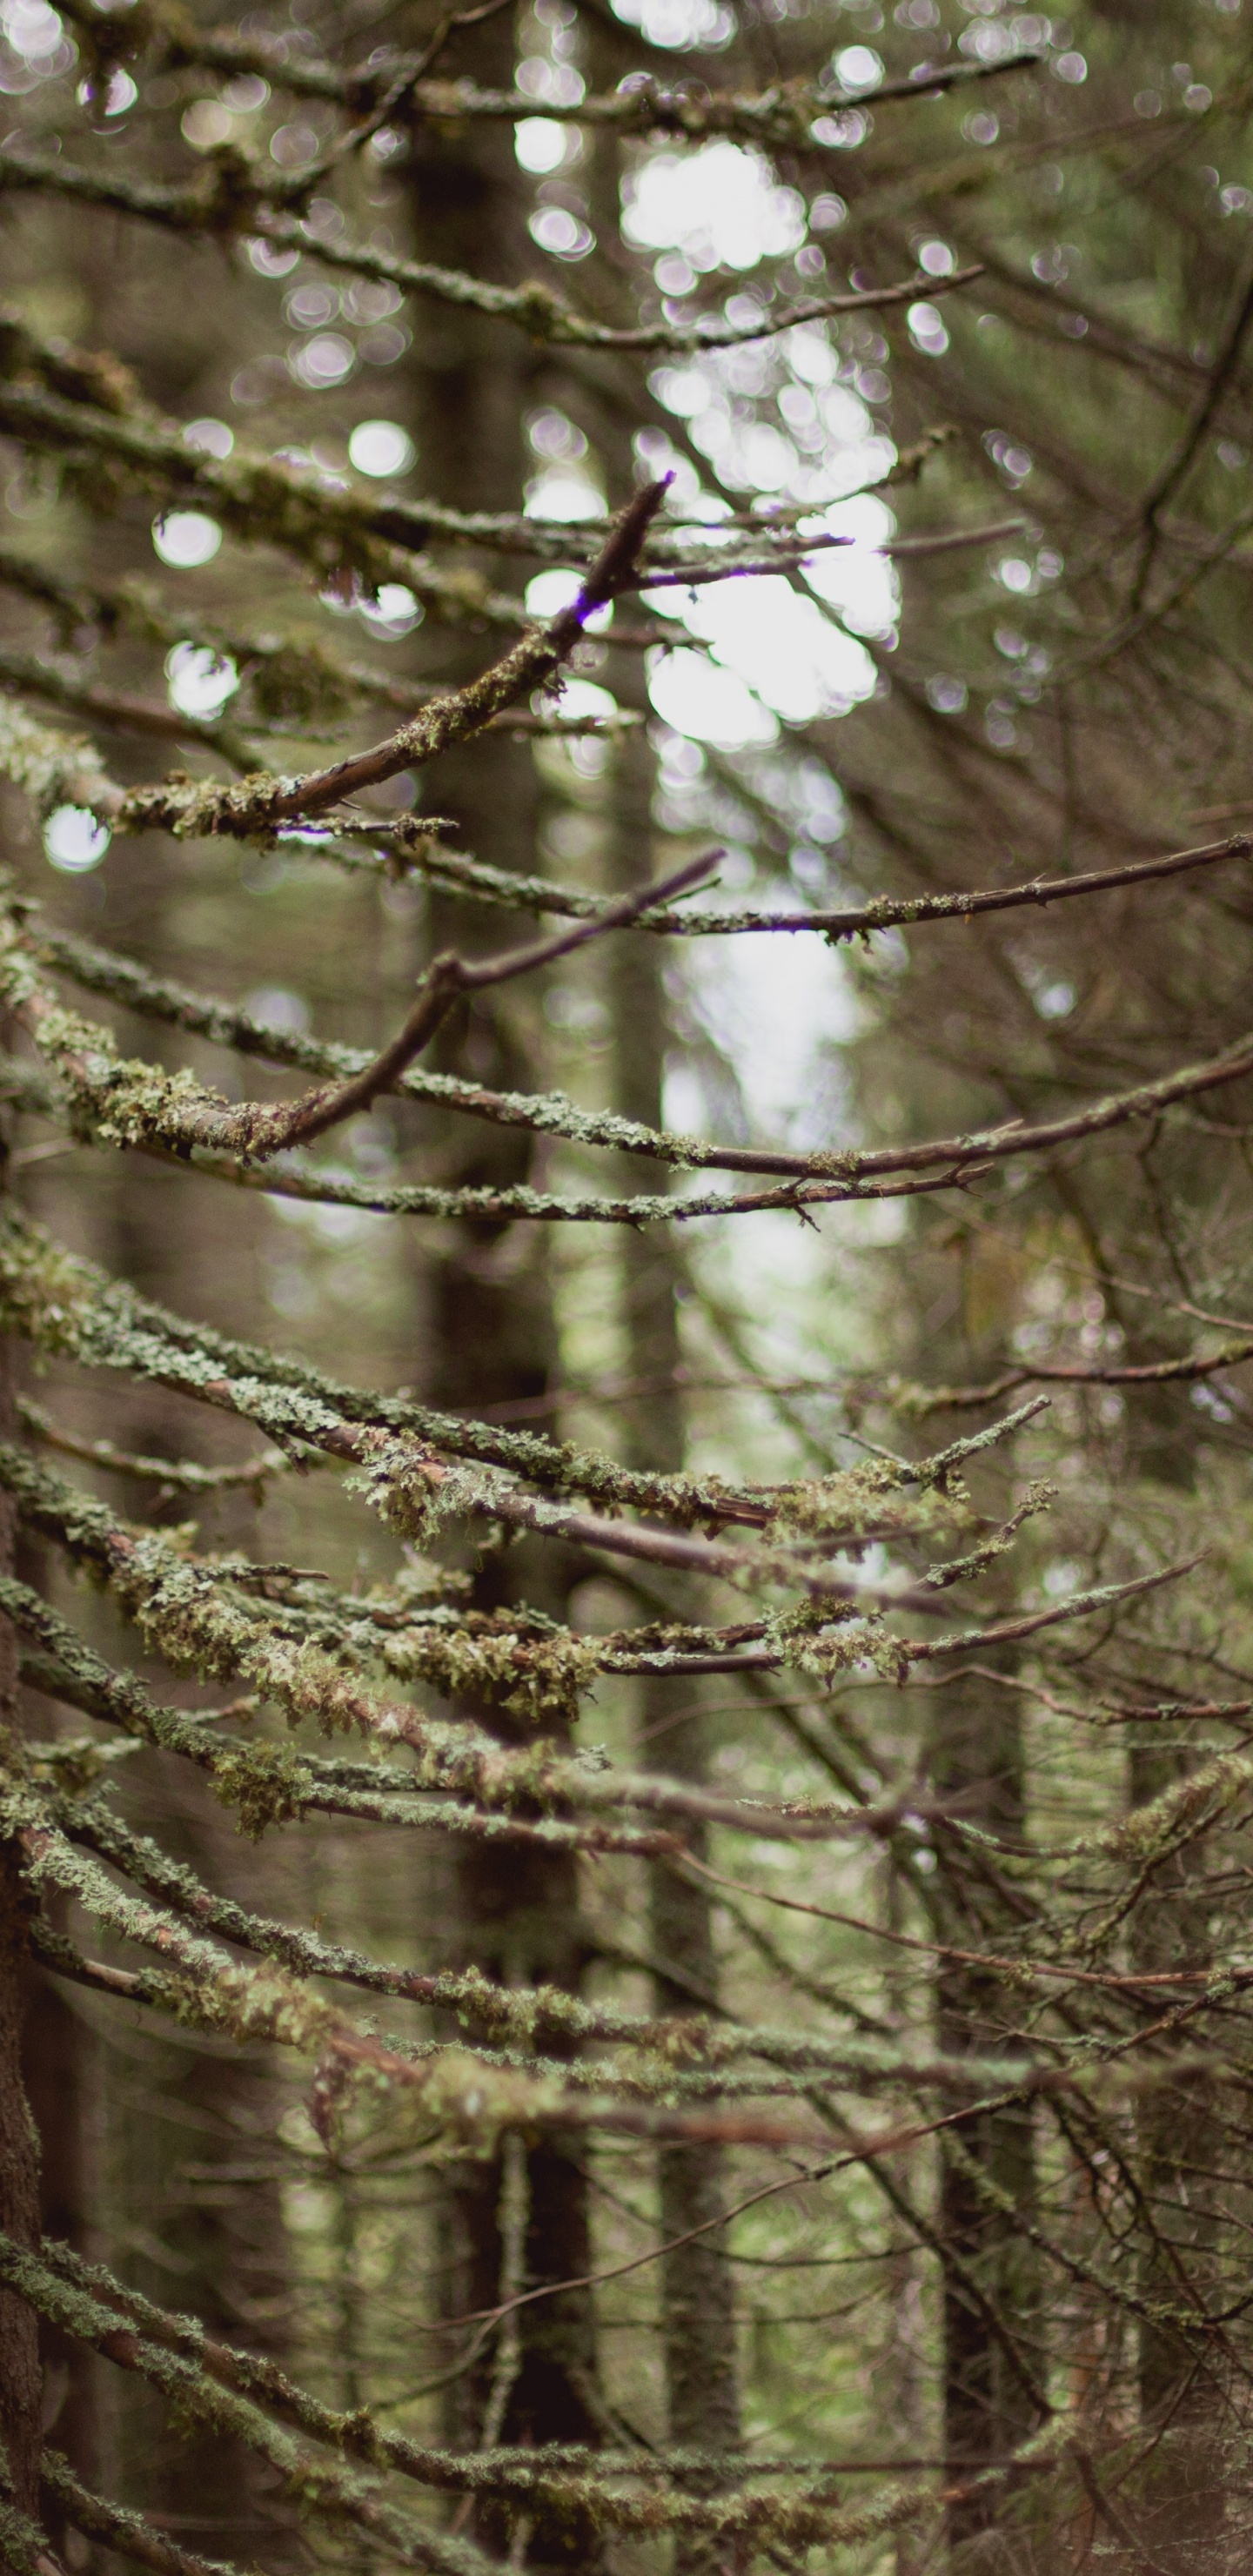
(0, 1444), (924, 1821)
(3, 2236), (1075, 2556)
(11, 1805), (881, 2149)
(30, 1004), (1253, 1208)
(0, 647), (261, 768)
(0, 858), (716, 1171)
(7, 1566), (685, 1851)
(0, 384), (544, 638)
(0, 1194), (1022, 1523)
(52, 1796), (1073, 2090)
(0, 2233), (506, 2576)
(872, 1335), (1253, 1415)
(21, 2241), (1066, 2549)
(17, 842), (1253, 1200)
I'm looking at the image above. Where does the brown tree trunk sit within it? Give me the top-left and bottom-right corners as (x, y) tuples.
(606, 727), (742, 2566)
(419, 775), (606, 2567)
(405, 34), (605, 2560)
(22, 1927), (98, 2553)
(1129, 1727), (1224, 2566)
(0, 1832), (42, 2527)
(1126, 1385), (1224, 2565)
(83, 913), (294, 2566)
(932, 1651), (1042, 2572)
(18, 1519), (98, 2564)
(0, 1122), (44, 2521)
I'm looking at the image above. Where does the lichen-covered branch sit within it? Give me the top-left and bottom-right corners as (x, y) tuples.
(23, 889), (1253, 1197)
(0, 646), (260, 768)
(0, 860), (715, 1167)
(50, 0), (1038, 132)
(17, 1394), (296, 1493)
(0, 155), (978, 352)
(0, 2233), (506, 2576)
(40, 2452), (253, 2576)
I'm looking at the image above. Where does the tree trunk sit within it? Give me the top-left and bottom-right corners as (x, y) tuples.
(22, 1908), (98, 2556)
(87, 903), (294, 2566)
(405, 37), (605, 2562)
(606, 727), (742, 2566)
(419, 772), (606, 2566)
(1126, 1384), (1224, 2565)
(0, 1115), (44, 2520)
(1129, 1730), (1224, 2567)
(0, 1824), (41, 2531)
(931, 1653), (1042, 2572)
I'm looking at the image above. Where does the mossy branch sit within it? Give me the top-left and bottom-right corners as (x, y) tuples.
(0, 156), (979, 352)
(20, 2236), (1071, 2549)
(41, 2451), (252, 2576)
(58, 1794), (1078, 2096)
(0, 2236), (502, 2576)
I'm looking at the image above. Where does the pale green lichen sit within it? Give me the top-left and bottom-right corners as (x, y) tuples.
(0, 697), (116, 818)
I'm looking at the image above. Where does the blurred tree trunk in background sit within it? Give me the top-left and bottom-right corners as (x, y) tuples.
(0, 1267), (42, 2523)
(931, 1655), (1042, 2569)
(1124, 1388), (1223, 2569)
(405, 32), (605, 2559)
(96, 896), (295, 2566)
(20, 1574), (100, 2565)
(606, 722), (744, 2562)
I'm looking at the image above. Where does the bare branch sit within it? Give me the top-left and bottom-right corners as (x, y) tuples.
(294, 825), (1253, 949)
(236, 849), (718, 1157)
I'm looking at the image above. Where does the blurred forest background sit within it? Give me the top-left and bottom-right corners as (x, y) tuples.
(6, 0), (1253, 2571)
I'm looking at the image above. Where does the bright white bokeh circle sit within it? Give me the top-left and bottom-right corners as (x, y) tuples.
(183, 417), (234, 460)
(553, 680), (617, 722)
(623, 142), (805, 273)
(44, 807), (111, 873)
(516, 116), (566, 172)
(348, 419), (416, 478)
(165, 641), (239, 719)
(832, 44), (882, 90)
(647, 647), (779, 748)
(360, 583), (421, 635)
(152, 512), (222, 568)
(291, 332), (355, 387)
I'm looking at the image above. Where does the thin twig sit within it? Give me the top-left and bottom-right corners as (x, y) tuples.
(252, 849), (717, 1157)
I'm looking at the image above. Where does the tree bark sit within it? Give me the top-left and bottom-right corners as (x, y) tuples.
(22, 1896), (98, 2556)
(85, 889), (295, 2567)
(0, 1118), (44, 2522)
(405, 36), (606, 2563)
(931, 1647), (1042, 2570)
(419, 771), (606, 2566)
(0, 1830), (42, 2529)
(1124, 1384), (1225, 2564)
(606, 726), (742, 2567)
(1129, 1735), (1224, 2569)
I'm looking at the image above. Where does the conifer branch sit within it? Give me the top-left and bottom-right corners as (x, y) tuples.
(0, 2236), (504, 2576)
(40, 2452), (252, 2576)
(0, 155), (979, 352)
(50, 0), (1040, 129)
